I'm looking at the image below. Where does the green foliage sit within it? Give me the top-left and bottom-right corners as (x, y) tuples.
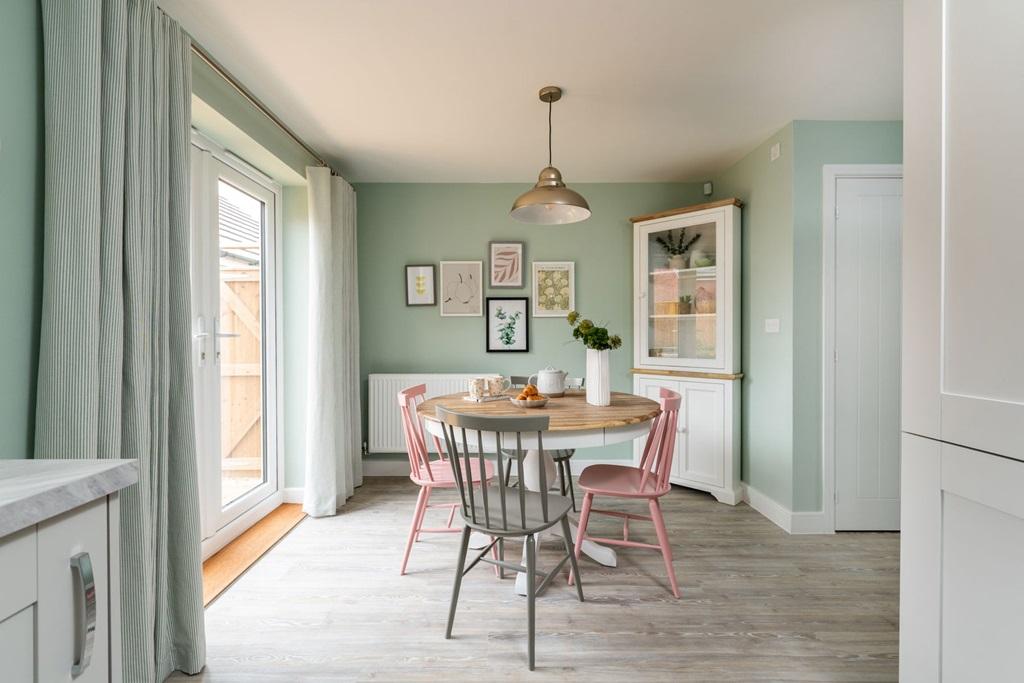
(655, 229), (700, 256)
(494, 306), (522, 347)
(566, 310), (622, 351)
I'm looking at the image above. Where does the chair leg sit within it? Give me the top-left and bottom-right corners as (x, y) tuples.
(560, 516), (584, 603)
(446, 525), (472, 639)
(400, 486), (428, 575)
(649, 497), (680, 598)
(525, 533), (536, 671)
(415, 486), (433, 542)
(564, 461), (577, 512)
(558, 459), (567, 496)
(497, 537), (505, 579)
(569, 492), (594, 586)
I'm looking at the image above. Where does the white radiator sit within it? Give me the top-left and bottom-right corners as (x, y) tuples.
(368, 373), (479, 453)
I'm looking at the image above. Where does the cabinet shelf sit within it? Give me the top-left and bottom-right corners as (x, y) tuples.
(649, 266), (716, 278)
(650, 313), (717, 319)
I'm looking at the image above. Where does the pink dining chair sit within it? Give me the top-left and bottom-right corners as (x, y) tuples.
(570, 387), (682, 597)
(397, 384), (496, 575)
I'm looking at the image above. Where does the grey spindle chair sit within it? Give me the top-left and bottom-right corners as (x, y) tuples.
(436, 406), (584, 671)
(505, 376), (583, 511)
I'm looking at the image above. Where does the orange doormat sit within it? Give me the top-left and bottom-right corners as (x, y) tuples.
(202, 503), (306, 606)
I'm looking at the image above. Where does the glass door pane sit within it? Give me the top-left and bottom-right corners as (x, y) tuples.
(217, 179), (265, 507)
(647, 221), (718, 361)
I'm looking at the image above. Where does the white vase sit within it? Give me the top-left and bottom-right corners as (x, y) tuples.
(586, 349), (611, 407)
(668, 254), (688, 270)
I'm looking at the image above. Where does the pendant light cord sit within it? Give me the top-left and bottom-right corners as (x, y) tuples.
(548, 100), (553, 167)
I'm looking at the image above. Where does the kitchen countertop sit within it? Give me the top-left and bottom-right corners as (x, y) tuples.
(0, 459), (139, 537)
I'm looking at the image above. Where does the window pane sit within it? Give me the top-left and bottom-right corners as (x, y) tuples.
(218, 179), (265, 507)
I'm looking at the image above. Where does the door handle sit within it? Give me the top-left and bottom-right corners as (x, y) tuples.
(70, 552), (97, 677)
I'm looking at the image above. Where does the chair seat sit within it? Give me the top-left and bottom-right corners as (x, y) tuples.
(578, 464), (668, 498)
(461, 487), (572, 535)
(412, 459), (494, 487)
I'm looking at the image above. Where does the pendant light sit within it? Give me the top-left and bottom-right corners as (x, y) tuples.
(510, 86), (591, 225)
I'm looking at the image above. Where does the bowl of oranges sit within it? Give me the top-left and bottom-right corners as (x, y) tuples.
(510, 384), (548, 408)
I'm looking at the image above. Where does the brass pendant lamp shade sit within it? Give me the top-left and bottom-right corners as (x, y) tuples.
(510, 86), (591, 225)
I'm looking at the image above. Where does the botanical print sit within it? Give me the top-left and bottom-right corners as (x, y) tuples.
(440, 261), (483, 316)
(486, 297), (529, 352)
(489, 241), (524, 288)
(532, 261), (575, 317)
(405, 264), (435, 306)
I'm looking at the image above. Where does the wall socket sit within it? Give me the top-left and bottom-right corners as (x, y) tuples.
(764, 318), (781, 333)
(703, 181), (713, 196)
(769, 142), (781, 162)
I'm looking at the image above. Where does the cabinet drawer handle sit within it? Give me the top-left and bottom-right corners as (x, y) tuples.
(70, 552), (97, 677)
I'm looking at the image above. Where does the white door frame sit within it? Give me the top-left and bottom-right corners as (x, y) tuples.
(190, 130), (285, 560)
(821, 164), (903, 533)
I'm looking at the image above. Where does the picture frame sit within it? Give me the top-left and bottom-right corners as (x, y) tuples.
(489, 241), (525, 288)
(486, 297), (529, 352)
(439, 260), (483, 316)
(405, 264), (436, 306)
(532, 261), (575, 317)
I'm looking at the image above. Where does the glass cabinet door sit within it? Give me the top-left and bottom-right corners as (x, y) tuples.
(644, 220), (719, 365)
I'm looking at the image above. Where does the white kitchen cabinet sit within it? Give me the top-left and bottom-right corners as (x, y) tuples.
(630, 200), (742, 505)
(901, 0), (1024, 678)
(0, 460), (137, 683)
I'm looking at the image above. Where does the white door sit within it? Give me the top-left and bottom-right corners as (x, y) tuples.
(190, 140), (282, 548)
(833, 176), (902, 530)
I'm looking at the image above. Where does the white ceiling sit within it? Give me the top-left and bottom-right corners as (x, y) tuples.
(159, 0), (902, 182)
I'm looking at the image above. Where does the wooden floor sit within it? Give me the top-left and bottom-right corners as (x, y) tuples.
(171, 477), (899, 682)
(202, 503), (306, 606)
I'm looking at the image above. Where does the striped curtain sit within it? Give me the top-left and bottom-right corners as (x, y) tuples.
(303, 167), (363, 517)
(35, 0), (205, 680)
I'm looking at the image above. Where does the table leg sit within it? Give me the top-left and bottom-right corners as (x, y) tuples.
(512, 449), (617, 596)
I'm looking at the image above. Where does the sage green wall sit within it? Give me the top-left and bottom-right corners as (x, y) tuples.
(282, 186), (310, 487)
(355, 182), (705, 463)
(790, 120), (903, 511)
(0, 0), (43, 459)
(711, 124), (796, 508)
(710, 120), (902, 513)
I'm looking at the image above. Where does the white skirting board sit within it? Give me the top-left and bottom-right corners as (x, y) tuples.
(742, 484), (833, 535)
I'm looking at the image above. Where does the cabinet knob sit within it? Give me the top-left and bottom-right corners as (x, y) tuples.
(70, 552), (97, 677)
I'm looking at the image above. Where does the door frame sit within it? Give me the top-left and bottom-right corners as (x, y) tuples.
(821, 164), (903, 532)
(190, 130), (285, 560)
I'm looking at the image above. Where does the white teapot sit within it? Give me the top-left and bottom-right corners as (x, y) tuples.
(529, 366), (568, 397)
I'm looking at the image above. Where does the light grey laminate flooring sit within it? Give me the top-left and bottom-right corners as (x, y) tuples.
(170, 477), (898, 682)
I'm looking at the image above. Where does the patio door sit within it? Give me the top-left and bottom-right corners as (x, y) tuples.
(190, 136), (283, 554)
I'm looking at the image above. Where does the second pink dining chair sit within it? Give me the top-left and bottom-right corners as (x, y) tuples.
(570, 387), (682, 597)
(397, 384), (496, 575)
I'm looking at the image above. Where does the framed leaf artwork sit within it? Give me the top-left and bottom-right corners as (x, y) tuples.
(532, 261), (575, 317)
(489, 241), (524, 288)
(439, 260), (483, 316)
(486, 297), (529, 352)
(405, 264), (436, 306)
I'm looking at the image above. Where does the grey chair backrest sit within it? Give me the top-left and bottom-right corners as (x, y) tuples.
(509, 375), (531, 389)
(565, 376), (585, 390)
(436, 406), (552, 532)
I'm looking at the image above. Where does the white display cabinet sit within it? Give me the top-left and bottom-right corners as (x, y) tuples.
(630, 199), (742, 504)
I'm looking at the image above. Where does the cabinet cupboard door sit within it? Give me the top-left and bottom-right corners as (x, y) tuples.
(676, 381), (726, 488)
(903, 0), (1024, 459)
(901, 434), (1024, 681)
(37, 497), (109, 683)
(0, 606), (35, 682)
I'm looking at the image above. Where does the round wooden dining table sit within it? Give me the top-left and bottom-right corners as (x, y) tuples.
(418, 390), (661, 595)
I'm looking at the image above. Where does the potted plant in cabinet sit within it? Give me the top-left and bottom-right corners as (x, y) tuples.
(655, 229), (700, 269)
